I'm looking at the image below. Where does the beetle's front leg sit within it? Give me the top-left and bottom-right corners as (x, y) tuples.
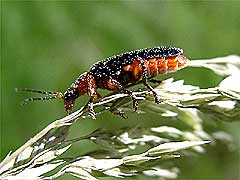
(87, 74), (98, 119)
(87, 99), (96, 119)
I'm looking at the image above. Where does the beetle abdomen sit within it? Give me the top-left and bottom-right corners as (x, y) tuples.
(122, 55), (188, 81)
(90, 46), (183, 80)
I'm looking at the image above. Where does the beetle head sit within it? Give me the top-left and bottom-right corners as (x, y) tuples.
(63, 88), (79, 114)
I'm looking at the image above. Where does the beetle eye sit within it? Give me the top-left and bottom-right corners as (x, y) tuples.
(64, 88), (79, 100)
(64, 89), (73, 99)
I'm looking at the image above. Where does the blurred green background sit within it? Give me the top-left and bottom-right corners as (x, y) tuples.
(1, 1), (240, 180)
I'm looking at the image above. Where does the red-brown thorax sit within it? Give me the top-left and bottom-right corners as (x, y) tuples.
(77, 73), (90, 96)
(63, 73), (97, 114)
(79, 73), (97, 98)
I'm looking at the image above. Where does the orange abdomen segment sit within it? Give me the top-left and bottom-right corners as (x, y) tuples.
(123, 60), (143, 81)
(122, 55), (188, 80)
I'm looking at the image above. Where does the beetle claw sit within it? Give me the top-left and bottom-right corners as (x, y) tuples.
(88, 102), (96, 120)
(112, 110), (128, 119)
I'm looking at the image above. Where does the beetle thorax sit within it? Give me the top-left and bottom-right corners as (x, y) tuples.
(63, 72), (90, 113)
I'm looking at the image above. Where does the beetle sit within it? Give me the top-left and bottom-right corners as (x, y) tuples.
(17, 46), (189, 117)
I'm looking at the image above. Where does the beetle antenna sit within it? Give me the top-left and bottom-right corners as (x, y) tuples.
(15, 88), (61, 96)
(16, 88), (64, 105)
(21, 96), (58, 105)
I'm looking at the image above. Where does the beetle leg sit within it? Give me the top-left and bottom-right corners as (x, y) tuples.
(123, 88), (139, 111)
(87, 99), (96, 119)
(112, 110), (128, 119)
(144, 83), (161, 103)
(87, 74), (98, 119)
(138, 57), (161, 104)
(107, 79), (139, 111)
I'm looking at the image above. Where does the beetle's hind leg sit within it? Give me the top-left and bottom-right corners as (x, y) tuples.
(143, 83), (161, 103)
(138, 57), (161, 104)
(106, 79), (139, 111)
(123, 88), (139, 111)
